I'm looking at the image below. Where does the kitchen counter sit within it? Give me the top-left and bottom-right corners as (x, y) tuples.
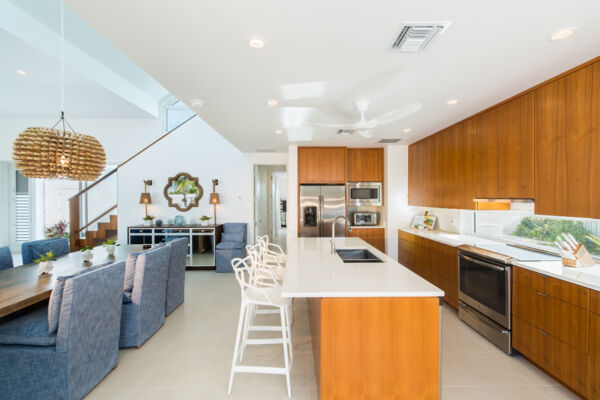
(398, 227), (500, 247)
(282, 237), (443, 399)
(513, 260), (600, 291)
(281, 237), (444, 298)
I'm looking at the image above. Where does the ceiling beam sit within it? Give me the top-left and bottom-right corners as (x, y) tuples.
(0, 0), (159, 117)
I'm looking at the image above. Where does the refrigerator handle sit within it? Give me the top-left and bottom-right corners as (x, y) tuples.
(318, 195), (324, 237)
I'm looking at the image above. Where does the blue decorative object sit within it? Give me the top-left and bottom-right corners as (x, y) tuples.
(0, 261), (126, 400)
(155, 219), (163, 227)
(173, 215), (186, 226)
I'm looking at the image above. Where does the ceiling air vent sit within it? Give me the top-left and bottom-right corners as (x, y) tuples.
(378, 138), (402, 144)
(388, 22), (451, 52)
(255, 148), (276, 153)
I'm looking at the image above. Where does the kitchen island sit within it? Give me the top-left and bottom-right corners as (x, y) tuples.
(281, 237), (444, 399)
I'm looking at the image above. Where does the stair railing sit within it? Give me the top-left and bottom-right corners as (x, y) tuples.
(68, 114), (197, 250)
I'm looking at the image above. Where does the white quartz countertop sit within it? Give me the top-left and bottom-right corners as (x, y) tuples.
(281, 237), (444, 298)
(513, 260), (600, 292)
(398, 228), (501, 247)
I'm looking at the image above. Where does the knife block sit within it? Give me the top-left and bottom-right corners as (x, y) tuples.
(560, 245), (595, 268)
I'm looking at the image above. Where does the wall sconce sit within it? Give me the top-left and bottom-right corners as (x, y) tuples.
(139, 179), (152, 218)
(210, 179), (220, 225)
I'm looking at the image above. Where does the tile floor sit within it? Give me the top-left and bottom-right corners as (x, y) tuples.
(86, 271), (579, 399)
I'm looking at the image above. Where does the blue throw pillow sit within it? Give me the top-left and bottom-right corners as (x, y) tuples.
(222, 232), (244, 243)
(47, 262), (112, 334)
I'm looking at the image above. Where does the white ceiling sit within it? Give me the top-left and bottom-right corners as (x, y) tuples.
(64, 0), (600, 151)
(0, 30), (155, 118)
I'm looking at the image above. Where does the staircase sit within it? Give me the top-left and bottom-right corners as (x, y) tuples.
(68, 114), (197, 251)
(78, 214), (118, 248)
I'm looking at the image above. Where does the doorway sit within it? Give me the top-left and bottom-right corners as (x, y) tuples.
(254, 165), (287, 250)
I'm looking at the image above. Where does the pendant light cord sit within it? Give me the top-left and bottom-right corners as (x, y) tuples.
(60, 0), (64, 115)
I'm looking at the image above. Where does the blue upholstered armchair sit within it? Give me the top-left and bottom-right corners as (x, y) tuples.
(165, 238), (188, 315)
(0, 261), (126, 400)
(0, 246), (13, 270)
(120, 245), (171, 348)
(216, 223), (247, 273)
(21, 238), (70, 265)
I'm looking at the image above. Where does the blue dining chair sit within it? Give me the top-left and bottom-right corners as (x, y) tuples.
(165, 238), (188, 315)
(0, 246), (13, 270)
(0, 261), (126, 400)
(21, 238), (70, 265)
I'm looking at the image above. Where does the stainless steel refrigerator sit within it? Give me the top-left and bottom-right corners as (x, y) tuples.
(299, 185), (346, 237)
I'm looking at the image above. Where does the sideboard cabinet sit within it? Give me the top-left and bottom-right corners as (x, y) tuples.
(127, 224), (223, 269)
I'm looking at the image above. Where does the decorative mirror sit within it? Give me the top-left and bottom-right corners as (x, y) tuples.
(163, 172), (203, 211)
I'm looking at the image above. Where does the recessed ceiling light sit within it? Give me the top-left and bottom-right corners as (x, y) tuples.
(275, 129), (283, 134)
(550, 27), (577, 41)
(190, 99), (204, 108)
(16, 70), (26, 76)
(267, 99), (278, 106)
(446, 98), (459, 105)
(403, 128), (411, 133)
(248, 36), (265, 49)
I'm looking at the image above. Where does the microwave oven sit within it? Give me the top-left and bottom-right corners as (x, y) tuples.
(347, 182), (382, 206)
(352, 212), (379, 226)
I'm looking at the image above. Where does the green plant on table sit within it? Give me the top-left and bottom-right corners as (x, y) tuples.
(143, 215), (155, 221)
(200, 215), (212, 222)
(102, 239), (120, 247)
(33, 251), (57, 263)
(80, 246), (94, 252)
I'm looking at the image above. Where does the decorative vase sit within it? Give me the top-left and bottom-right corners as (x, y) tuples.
(39, 261), (54, 275)
(155, 219), (163, 227)
(144, 219), (153, 226)
(105, 245), (116, 256)
(82, 250), (93, 262)
(174, 215), (186, 226)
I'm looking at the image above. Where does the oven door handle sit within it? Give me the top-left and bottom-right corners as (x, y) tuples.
(461, 255), (506, 272)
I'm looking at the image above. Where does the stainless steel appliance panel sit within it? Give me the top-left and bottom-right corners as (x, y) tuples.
(299, 185), (320, 237)
(321, 185), (346, 238)
(459, 301), (512, 354)
(347, 182), (382, 206)
(352, 212), (378, 226)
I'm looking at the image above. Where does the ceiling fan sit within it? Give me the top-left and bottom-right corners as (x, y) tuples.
(310, 99), (422, 138)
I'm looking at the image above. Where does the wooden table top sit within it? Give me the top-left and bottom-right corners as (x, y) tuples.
(0, 245), (144, 319)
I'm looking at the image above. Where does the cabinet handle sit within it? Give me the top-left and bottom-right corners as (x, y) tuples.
(536, 291), (549, 298)
(537, 328), (549, 336)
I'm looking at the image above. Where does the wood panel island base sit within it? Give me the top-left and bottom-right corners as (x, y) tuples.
(308, 296), (440, 399)
(282, 237), (443, 399)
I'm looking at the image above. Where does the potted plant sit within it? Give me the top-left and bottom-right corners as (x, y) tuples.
(102, 238), (120, 256)
(80, 246), (94, 262)
(200, 215), (212, 226)
(33, 251), (57, 275)
(45, 220), (69, 239)
(143, 215), (155, 226)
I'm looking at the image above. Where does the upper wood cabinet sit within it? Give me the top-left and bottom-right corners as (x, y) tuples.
(475, 92), (534, 199)
(534, 62), (600, 218)
(347, 148), (384, 182)
(298, 147), (347, 184)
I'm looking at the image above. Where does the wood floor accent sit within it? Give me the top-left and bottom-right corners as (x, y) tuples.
(309, 296), (440, 399)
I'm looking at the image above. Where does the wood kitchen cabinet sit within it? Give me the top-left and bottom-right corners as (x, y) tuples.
(534, 61), (600, 218)
(347, 148), (384, 182)
(474, 93), (535, 199)
(298, 147), (347, 184)
(397, 231), (458, 309)
(512, 266), (590, 398)
(348, 227), (385, 253)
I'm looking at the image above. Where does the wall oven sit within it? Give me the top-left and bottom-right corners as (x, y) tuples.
(347, 182), (382, 206)
(457, 245), (512, 354)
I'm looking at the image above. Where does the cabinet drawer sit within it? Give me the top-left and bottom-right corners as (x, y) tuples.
(513, 316), (587, 397)
(591, 290), (600, 315)
(513, 266), (589, 309)
(513, 282), (588, 352)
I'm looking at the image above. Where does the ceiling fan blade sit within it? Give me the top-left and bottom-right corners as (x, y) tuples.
(357, 129), (374, 138)
(347, 120), (378, 130)
(307, 122), (348, 128)
(372, 102), (422, 125)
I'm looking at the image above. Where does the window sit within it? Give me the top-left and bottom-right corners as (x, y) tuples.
(14, 171), (31, 243)
(474, 210), (600, 257)
(165, 99), (195, 131)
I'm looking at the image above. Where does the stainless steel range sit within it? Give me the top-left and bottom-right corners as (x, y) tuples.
(457, 243), (559, 354)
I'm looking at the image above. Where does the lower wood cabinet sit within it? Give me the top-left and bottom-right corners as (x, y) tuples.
(512, 266), (591, 398)
(349, 228), (385, 253)
(397, 230), (458, 309)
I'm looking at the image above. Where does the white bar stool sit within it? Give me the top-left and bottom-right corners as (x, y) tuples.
(228, 256), (293, 397)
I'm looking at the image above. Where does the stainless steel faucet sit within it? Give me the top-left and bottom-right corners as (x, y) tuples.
(331, 216), (352, 254)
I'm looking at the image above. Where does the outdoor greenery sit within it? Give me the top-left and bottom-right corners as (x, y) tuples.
(168, 177), (200, 195)
(33, 251), (56, 263)
(513, 217), (600, 255)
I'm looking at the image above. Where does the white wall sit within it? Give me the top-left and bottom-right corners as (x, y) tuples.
(117, 118), (288, 244)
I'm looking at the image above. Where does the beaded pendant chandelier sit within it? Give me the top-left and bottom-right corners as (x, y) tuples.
(12, 2), (106, 181)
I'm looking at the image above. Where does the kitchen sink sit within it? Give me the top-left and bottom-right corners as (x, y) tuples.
(336, 249), (383, 263)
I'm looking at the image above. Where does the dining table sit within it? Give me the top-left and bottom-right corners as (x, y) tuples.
(0, 244), (145, 319)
